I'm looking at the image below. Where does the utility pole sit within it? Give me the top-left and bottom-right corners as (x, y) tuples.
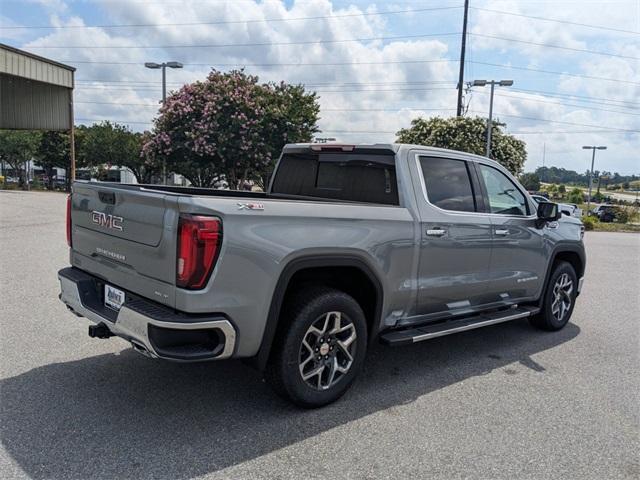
(456, 0), (469, 117)
(582, 145), (607, 212)
(542, 142), (546, 184)
(470, 79), (513, 158)
(145, 61), (183, 185)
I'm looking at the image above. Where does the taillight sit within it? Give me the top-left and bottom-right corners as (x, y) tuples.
(176, 214), (222, 289)
(66, 194), (72, 247)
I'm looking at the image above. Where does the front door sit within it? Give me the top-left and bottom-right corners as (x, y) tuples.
(413, 154), (493, 317)
(475, 162), (547, 302)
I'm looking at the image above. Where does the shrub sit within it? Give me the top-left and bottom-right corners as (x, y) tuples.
(582, 216), (597, 231)
(614, 206), (638, 224)
(567, 188), (583, 205)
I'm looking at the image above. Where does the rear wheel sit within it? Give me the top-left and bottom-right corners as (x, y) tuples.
(265, 287), (368, 408)
(530, 261), (577, 331)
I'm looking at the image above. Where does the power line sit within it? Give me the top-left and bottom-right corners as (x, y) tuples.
(469, 32), (639, 60)
(468, 110), (640, 133)
(74, 77), (639, 112)
(48, 59), (459, 67)
(320, 129), (637, 135)
(21, 31), (637, 61)
(73, 95), (640, 118)
(75, 91), (640, 117)
(471, 61), (640, 85)
(73, 111), (639, 133)
(474, 91), (640, 116)
(76, 118), (152, 125)
(509, 87), (640, 107)
(53, 56), (638, 86)
(74, 100), (458, 112)
(510, 130), (637, 135)
(470, 7), (640, 35)
(76, 101), (159, 107)
(2, 5), (462, 29)
(72, 82), (638, 110)
(74, 79), (457, 86)
(75, 85), (456, 93)
(21, 31), (461, 49)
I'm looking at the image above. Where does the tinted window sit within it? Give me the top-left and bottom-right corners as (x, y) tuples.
(271, 152), (399, 205)
(419, 156), (476, 212)
(479, 164), (528, 216)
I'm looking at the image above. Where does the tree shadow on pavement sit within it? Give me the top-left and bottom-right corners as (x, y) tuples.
(1, 320), (579, 479)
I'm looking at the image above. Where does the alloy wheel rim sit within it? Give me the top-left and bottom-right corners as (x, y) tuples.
(551, 273), (573, 322)
(298, 311), (357, 391)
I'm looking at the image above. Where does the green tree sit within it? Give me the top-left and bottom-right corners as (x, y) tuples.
(143, 69), (320, 188)
(36, 131), (70, 189)
(558, 184), (567, 195)
(519, 172), (541, 191)
(395, 116), (527, 175)
(0, 130), (41, 187)
(76, 122), (156, 183)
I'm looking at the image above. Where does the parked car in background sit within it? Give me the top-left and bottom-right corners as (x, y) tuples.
(531, 195), (581, 218)
(567, 203), (582, 218)
(590, 204), (620, 222)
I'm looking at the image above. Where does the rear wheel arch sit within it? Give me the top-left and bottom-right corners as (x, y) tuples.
(253, 255), (384, 371)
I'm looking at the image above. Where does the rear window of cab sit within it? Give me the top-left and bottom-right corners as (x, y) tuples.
(271, 152), (399, 205)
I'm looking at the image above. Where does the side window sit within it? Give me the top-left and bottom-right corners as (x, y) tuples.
(479, 164), (528, 216)
(419, 156), (476, 212)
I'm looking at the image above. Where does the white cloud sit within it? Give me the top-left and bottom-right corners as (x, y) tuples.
(12, 0), (639, 174)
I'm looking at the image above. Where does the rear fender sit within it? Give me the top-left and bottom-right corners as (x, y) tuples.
(251, 255), (384, 371)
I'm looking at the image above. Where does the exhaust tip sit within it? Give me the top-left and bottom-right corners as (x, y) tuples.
(131, 341), (152, 357)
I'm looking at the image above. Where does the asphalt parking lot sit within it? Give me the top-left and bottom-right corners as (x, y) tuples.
(1, 190), (638, 480)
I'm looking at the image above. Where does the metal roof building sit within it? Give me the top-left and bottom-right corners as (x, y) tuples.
(0, 43), (76, 176)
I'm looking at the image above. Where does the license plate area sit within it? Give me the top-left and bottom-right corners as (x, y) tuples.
(105, 284), (125, 311)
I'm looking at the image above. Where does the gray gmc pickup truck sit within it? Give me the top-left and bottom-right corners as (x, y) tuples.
(58, 143), (586, 407)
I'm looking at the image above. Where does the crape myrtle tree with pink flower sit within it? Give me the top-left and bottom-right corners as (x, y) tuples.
(142, 69), (320, 189)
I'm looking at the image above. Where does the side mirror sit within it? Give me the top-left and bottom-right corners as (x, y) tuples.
(537, 201), (561, 222)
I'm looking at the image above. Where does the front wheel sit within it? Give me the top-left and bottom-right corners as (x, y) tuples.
(265, 287), (368, 408)
(530, 261), (578, 331)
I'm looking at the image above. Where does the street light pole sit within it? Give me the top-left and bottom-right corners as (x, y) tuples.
(471, 79), (513, 158)
(582, 145), (607, 212)
(162, 64), (166, 104)
(486, 81), (495, 158)
(145, 61), (183, 185)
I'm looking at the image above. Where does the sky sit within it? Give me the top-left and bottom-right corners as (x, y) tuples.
(1, 0), (639, 174)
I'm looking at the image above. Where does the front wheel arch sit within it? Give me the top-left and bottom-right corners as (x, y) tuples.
(538, 245), (585, 307)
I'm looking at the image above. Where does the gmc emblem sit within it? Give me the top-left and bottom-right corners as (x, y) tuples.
(91, 211), (123, 231)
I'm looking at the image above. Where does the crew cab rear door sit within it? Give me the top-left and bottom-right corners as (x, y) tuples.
(411, 153), (493, 317)
(474, 161), (546, 302)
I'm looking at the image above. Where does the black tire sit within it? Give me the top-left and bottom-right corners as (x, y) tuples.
(530, 261), (578, 331)
(265, 286), (368, 408)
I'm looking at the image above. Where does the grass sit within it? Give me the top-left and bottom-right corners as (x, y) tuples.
(591, 222), (640, 233)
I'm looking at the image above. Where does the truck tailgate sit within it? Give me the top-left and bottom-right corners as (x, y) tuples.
(70, 183), (179, 306)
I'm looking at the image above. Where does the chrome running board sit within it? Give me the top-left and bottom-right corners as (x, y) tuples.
(380, 306), (539, 346)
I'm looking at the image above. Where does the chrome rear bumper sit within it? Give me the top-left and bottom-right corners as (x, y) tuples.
(58, 267), (236, 361)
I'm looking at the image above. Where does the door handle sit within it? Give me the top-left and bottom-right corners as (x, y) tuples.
(426, 228), (446, 237)
(495, 229), (510, 236)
